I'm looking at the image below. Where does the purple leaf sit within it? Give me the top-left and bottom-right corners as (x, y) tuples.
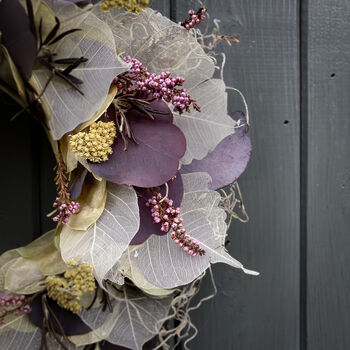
(28, 295), (91, 336)
(131, 173), (184, 245)
(69, 168), (88, 200)
(0, 0), (37, 79)
(181, 111), (252, 190)
(90, 99), (186, 188)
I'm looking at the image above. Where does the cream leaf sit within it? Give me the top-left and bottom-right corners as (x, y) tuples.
(130, 172), (258, 289)
(77, 285), (172, 350)
(31, 1), (130, 140)
(60, 183), (139, 285)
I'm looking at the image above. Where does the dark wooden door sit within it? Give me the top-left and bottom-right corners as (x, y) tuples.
(1, 0), (349, 349)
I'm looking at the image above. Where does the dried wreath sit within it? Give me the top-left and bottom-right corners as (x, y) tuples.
(0, 0), (257, 349)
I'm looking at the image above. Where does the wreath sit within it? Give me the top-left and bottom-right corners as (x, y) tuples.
(0, 0), (257, 349)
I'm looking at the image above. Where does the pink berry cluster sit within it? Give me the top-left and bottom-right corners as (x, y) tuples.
(181, 8), (206, 30)
(0, 295), (32, 324)
(146, 193), (180, 232)
(52, 198), (80, 225)
(113, 56), (199, 114)
(146, 193), (205, 257)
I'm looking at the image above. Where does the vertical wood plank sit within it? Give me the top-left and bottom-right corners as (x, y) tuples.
(174, 1), (300, 349)
(149, 0), (170, 16)
(38, 129), (57, 236)
(306, 1), (350, 349)
(0, 94), (41, 252)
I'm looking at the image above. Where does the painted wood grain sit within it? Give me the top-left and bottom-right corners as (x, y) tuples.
(305, 1), (350, 349)
(150, 0), (170, 16)
(173, 1), (300, 349)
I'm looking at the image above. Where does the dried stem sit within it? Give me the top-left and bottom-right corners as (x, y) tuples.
(50, 147), (79, 225)
(219, 182), (249, 227)
(54, 150), (70, 208)
(39, 294), (70, 350)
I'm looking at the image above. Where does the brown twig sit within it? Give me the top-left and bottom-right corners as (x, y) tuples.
(54, 149), (70, 207)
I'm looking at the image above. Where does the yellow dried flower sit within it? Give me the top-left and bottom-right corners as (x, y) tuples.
(69, 121), (116, 163)
(100, 0), (149, 14)
(45, 259), (96, 314)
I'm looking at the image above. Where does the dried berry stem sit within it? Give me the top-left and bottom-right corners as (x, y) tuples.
(113, 56), (199, 114)
(146, 193), (205, 257)
(181, 8), (207, 30)
(0, 294), (34, 325)
(51, 149), (79, 225)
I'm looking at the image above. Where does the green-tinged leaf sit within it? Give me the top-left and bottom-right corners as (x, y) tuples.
(6, 314), (37, 333)
(0, 250), (21, 269)
(0, 45), (27, 102)
(0, 314), (77, 349)
(129, 265), (175, 297)
(0, 316), (41, 350)
(60, 135), (78, 172)
(5, 259), (45, 294)
(69, 329), (101, 347)
(1, 230), (66, 294)
(67, 176), (107, 231)
(0, 255), (20, 291)
(17, 229), (57, 259)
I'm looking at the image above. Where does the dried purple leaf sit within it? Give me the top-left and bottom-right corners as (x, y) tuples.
(0, 0), (37, 79)
(181, 111), (252, 190)
(90, 99), (186, 188)
(69, 168), (88, 201)
(28, 295), (91, 336)
(131, 173), (184, 245)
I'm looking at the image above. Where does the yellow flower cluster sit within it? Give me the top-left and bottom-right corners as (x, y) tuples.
(69, 121), (116, 163)
(45, 259), (96, 314)
(100, 0), (149, 13)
